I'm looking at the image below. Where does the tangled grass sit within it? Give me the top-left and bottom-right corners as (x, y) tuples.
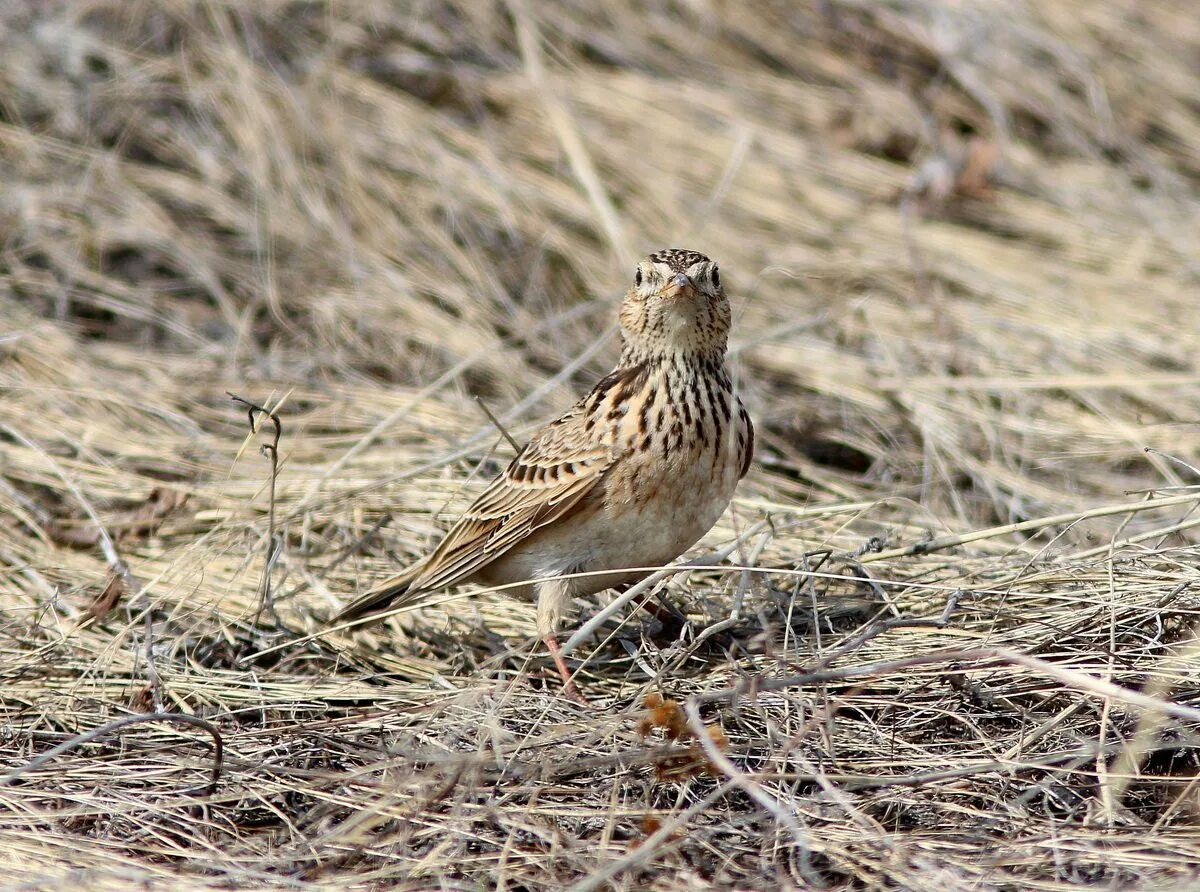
(3, 1), (1200, 888)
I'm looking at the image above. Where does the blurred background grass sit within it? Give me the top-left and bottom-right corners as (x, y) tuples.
(3, 1), (1200, 889)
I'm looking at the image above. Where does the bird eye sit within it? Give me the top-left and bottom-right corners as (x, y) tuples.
(711, 265), (720, 288)
(635, 268), (642, 286)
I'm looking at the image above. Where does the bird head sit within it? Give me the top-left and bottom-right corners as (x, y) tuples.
(619, 248), (730, 361)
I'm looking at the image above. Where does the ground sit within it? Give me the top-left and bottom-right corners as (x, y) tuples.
(3, 1), (1200, 889)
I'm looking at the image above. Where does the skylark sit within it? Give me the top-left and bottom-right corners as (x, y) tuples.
(335, 249), (753, 699)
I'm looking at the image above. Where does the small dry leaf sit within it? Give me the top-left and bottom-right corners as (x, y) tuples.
(958, 137), (998, 199)
(631, 814), (686, 848)
(639, 692), (688, 741)
(704, 723), (729, 753)
(48, 487), (188, 551)
(640, 692), (729, 780)
(86, 572), (125, 620)
(117, 486), (189, 542)
(47, 522), (101, 548)
(128, 684), (155, 713)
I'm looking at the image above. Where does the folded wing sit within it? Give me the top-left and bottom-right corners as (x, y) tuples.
(334, 406), (612, 623)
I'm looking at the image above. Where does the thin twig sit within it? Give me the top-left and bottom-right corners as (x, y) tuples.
(570, 784), (734, 892)
(2, 712), (223, 798)
(1143, 447), (1200, 480)
(289, 299), (607, 516)
(1106, 628), (1200, 808)
(683, 701), (815, 859)
(732, 528), (772, 619)
(860, 491), (1200, 562)
(808, 591), (960, 672)
(474, 395), (522, 453)
(280, 513), (394, 605)
(0, 423), (140, 597)
(561, 521), (770, 656)
(143, 608), (165, 712)
(692, 645), (1200, 725)
(228, 392), (282, 626)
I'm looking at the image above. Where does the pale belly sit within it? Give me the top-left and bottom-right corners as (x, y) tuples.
(476, 437), (741, 598)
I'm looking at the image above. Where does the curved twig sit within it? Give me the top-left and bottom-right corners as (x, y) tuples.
(2, 712), (224, 798)
(228, 392), (283, 624)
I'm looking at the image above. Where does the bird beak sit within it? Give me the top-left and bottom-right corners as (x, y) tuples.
(661, 273), (695, 298)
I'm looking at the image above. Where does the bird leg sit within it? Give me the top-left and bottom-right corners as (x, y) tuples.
(543, 633), (587, 703)
(537, 577), (587, 703)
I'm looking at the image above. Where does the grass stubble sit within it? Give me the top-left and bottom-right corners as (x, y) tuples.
(2, 1), (1200, 889)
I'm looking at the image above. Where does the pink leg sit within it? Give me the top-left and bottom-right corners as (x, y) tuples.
(543, 634), (587, 704)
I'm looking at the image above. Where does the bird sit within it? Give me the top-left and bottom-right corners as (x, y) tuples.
(334, 248), (754, 700)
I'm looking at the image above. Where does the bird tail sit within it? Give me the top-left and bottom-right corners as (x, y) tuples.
(333, 562), (428, 624)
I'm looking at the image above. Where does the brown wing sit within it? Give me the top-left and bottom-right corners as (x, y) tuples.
(736, 398), (754, 479)
(334, 403), (612, 623)
(409, 424), (610, 591)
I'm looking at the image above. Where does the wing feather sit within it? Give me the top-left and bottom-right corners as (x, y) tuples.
(409, 440), (609, 592)
(335, 402), (614, 623)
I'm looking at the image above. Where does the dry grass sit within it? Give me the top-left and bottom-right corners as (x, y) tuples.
(3, 1), (1200, 888)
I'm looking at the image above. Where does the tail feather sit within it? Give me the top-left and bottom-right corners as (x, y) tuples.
(334, 563), (426, 624)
